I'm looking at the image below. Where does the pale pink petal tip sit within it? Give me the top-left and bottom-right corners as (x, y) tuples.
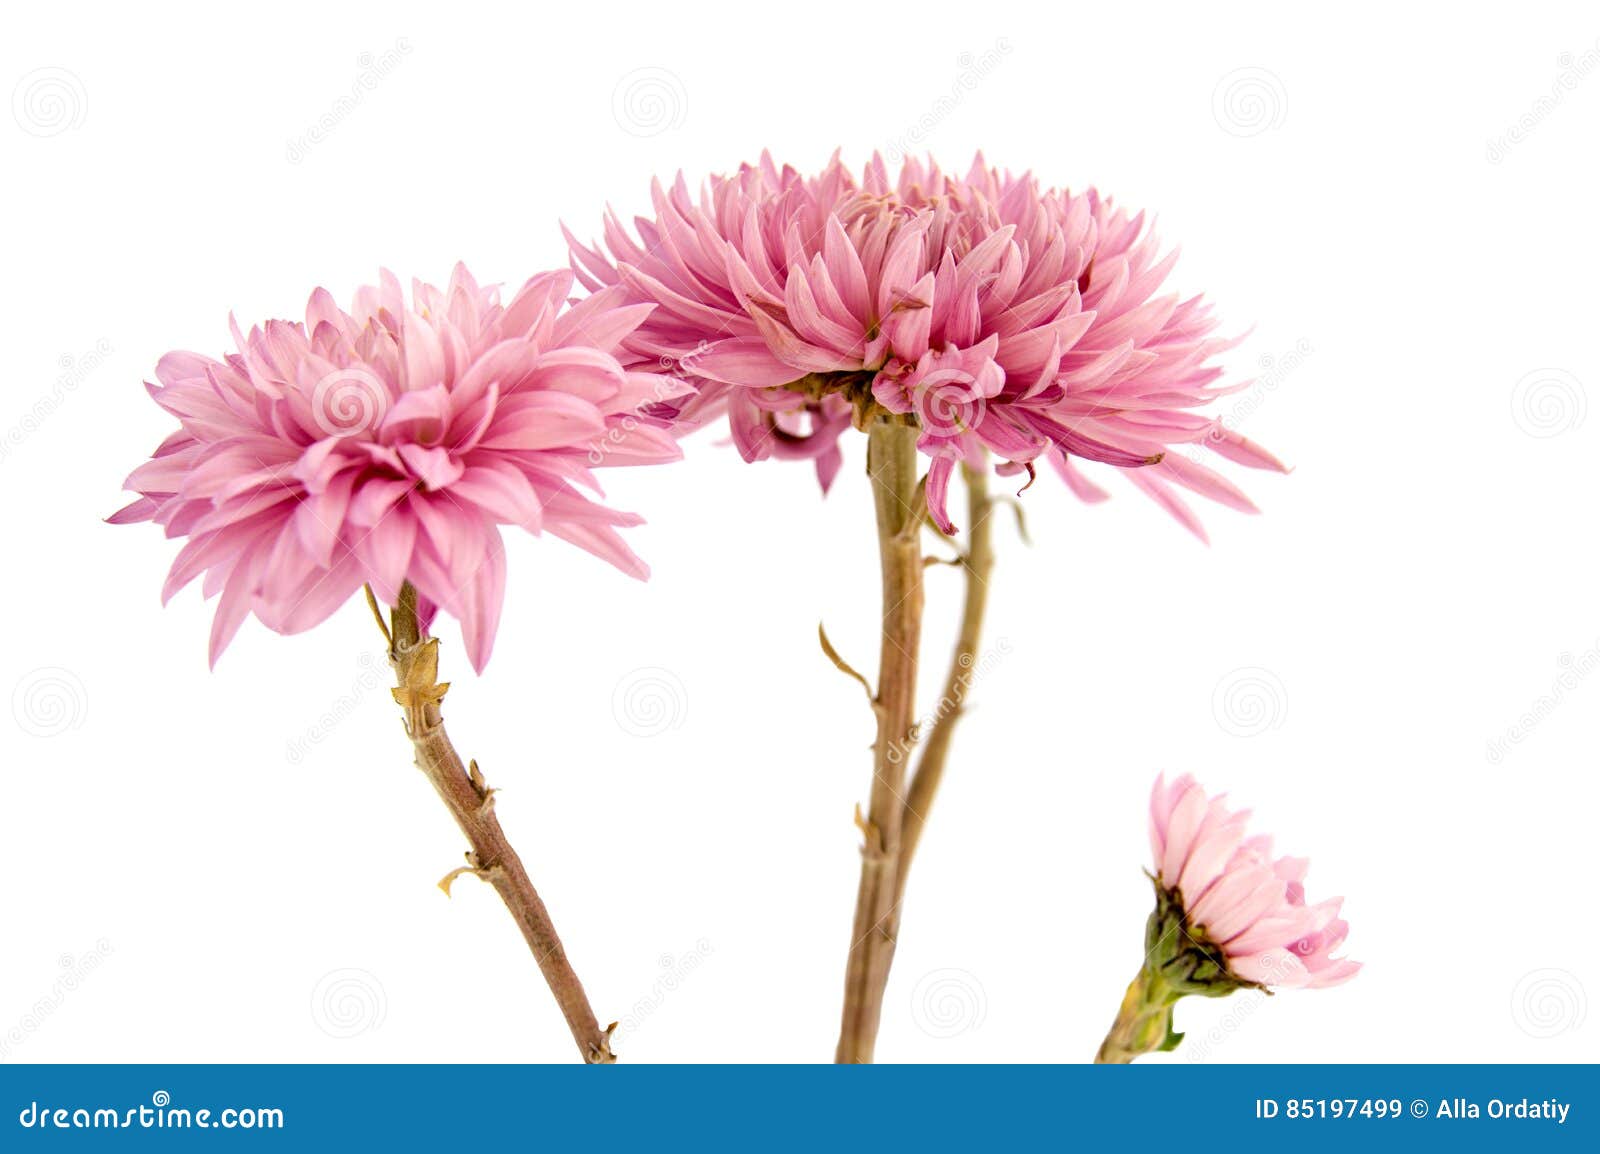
(1147, 772), (1357, 991)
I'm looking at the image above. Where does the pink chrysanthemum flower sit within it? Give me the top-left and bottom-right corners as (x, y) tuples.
(111, 265), (688, 671)
(1097, 773), (1357, 1062)
(565, 151), (1288, 538)
(1148, 773), (1359, 990)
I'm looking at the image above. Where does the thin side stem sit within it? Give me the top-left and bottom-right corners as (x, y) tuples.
(835, 420), (925, 1064)
(385, 582), (615, 1063)
(895, 462), (995, 909)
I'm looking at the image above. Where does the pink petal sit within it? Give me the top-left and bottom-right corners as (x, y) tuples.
(925, 455), (958, 534)
(686, 336), (803, 388)
(480, 393), (606, 451)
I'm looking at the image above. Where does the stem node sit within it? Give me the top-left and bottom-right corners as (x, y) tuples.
(379, 582), (614, 1063)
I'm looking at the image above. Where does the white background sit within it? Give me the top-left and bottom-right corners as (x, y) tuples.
(3, 1), (1596, 1064)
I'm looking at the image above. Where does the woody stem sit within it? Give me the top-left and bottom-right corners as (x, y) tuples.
(895, 462), (995, 908)
(835, 421), (925, 1064)
(384, 582), (615, 1063)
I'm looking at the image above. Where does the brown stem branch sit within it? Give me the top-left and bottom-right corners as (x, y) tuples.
(835, 421), (924, 1064)
(384, 582), (616, 1064)
(895, 462), (995, 908)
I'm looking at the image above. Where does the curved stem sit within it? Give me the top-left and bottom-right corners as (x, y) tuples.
(895, 462), (995, 907)
(835, 421), (924, 1064)
(384, 582), (616, 1063)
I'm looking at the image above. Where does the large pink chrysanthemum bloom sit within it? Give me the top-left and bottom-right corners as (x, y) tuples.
(565, 151), (1287, 539)
(1148, 773), (1358, 990)
(111, 265), (688, 671)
